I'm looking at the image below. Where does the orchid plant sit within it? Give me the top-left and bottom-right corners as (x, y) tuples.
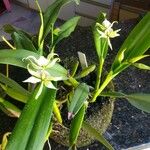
(0, 0), (150, 150)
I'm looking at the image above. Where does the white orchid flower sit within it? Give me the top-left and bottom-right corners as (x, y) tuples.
(96, 19), (121, 49)
(23, 66), (62, 89)
(23, 53), (60, 70)
(23, 53), (62, 89)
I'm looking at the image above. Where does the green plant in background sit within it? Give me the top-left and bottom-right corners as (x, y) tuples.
(0, 0), (150, 150)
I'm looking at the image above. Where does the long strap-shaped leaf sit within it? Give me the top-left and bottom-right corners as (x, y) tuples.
(0, 50), (68, 84)
(53, 16), (80, 46)
(0, 73), (30, 97)
(6, 83), (56, 150)
(101, 91), (150, 113)
(68, 83), (89, 119)
(0, 49), (39, 68)
(82, 121), (114, 150)
(69, 104), (86, 148)
(112, 12), (150, 70)
(0, 97), (21, 118)
(43, 0), (75, 39)
(11, 32), (37, 52)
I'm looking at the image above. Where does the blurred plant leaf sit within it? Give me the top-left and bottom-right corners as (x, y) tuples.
(3, 24), (32, 39)
(11, 32), (37, 52)
(82, 121), (114, 150)
(0, 73), (30, 96)
(69, 104), (86, 147)
(93, 13), (108, 60)
(0, 49), (39, 68)
(6, 83), (56, 150)
(112, 12), (150, 71)
(100, 91), (125, 98)
(101, 91), (150, 113)
(53, 101), (62, 124)
(70, 60), (79, 77)
(0, 132), (11, 150)
(75, 64), (96, 79)
(68, 83), (89, 119)
(53, 16), (80, 46)
(0, 97), (21, 117)
(47, 63), (68, 80)
(0, 84), (29, 103)
(127, 93), (150, 113)
(132, 63), (150, 70)
(35, 0), (44, 50)
(43, 0), (75, 39)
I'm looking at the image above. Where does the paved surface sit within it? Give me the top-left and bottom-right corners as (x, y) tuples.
(0, 3), (40, 41)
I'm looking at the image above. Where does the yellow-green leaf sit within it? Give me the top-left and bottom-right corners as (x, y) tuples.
(68, 83), (89, 119)
(83, 121), (114, 150)
(69, 104), (86, 147)
(53, 101), (62, 124)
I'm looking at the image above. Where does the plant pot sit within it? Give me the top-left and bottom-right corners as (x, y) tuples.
(51, 73), (114, 147)
(51, 99), (114, 147)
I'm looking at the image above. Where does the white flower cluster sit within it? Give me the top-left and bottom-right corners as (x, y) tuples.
(96, 19), (121, 49)
(23, 53), (62, 89)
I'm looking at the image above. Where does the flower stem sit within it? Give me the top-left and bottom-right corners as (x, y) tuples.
(95, 58), (104, 90)
(91, 71), (113, 102)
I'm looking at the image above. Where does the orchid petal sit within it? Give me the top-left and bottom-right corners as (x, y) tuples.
(46, 58), (60, 68)
(38, 56), (49, 66)
(44, 81), (57, 89)
(27, 65), (41, 78)
(23, 76), (41, 84)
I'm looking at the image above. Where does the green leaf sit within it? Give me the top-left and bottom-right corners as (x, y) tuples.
(0, 84), (29, 103)
(100, 91), (150, 113)
(69, 104), (86, 147)
(75, 64), (96, 79)
(93, 28), (108, 60)
(82, 121), (114, 150)
(0, 73), (30, 97)
(128, 55), (149, 63)
(6, 83), (57, 150)
(3, 24), (16, 34)
(93, 12), (108, 60)
(0, 50), (68, 81)
(47, 63), (68, 80)
(3, 24), (32, 39)
(112, 12), (150, 71)
(132, 63), (150, 70)
(126, 93), (150, 113)
(25, 87), (56, 150)
(53, 101), (62, 124)
(43, 0), (74, 39)
(35, 0), (44, 50)
(0, 97), (21, 118)
(0, 132), (11, 150)
(53, 16), (80, 46)
(0, 49), (39, 68)
(68, 83), (89, 119)
(112, 48), (126, 69)
(70, 60), (79, 77)
(11, 32), (37, 52)
(100, 91), (125, 98)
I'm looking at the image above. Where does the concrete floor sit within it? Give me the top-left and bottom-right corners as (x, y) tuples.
(0, 3), (40, 41)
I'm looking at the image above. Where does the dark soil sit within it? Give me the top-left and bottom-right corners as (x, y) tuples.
(0, 18), (150, 150)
